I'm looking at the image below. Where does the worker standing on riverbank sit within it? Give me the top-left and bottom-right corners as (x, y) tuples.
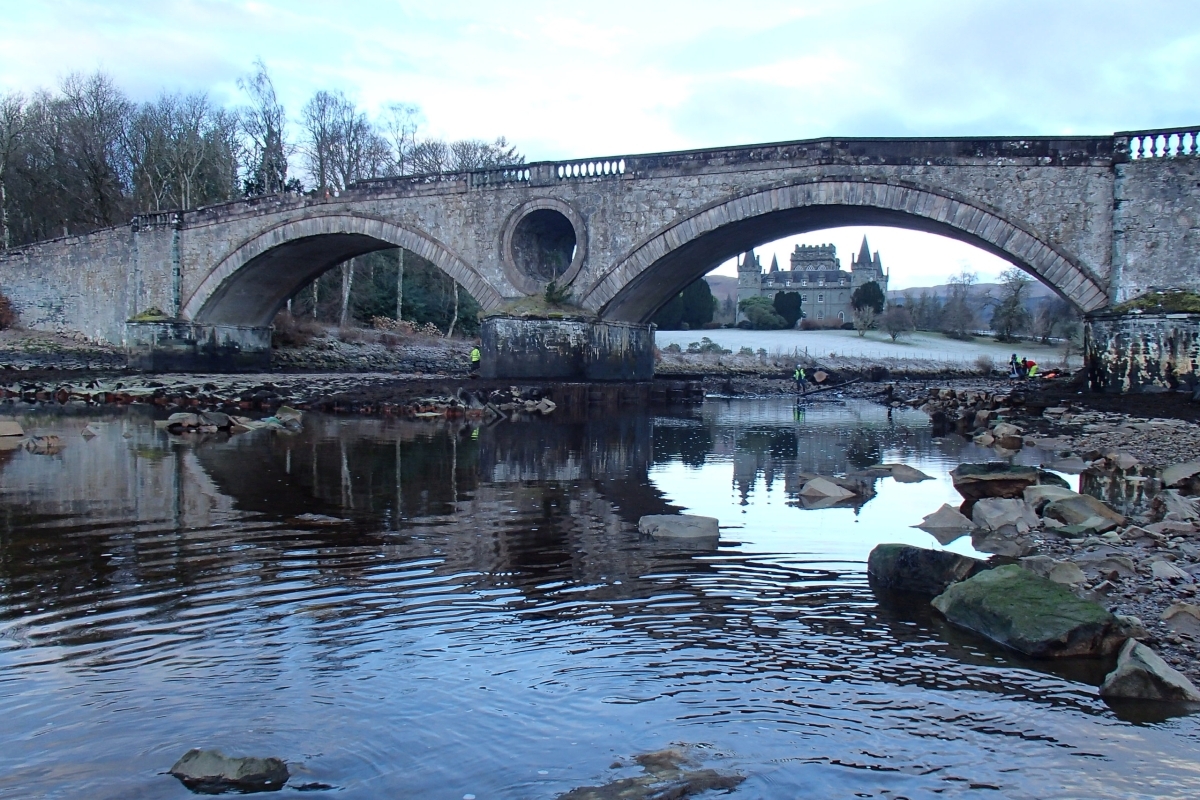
(469, 343), (481, 376)
(794, 364), (808, 394)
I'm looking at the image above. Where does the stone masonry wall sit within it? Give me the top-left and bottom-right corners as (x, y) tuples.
(1114, 158), (1200, 303)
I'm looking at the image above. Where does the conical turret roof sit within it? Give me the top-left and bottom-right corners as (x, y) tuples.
(856, 236), (872, 265)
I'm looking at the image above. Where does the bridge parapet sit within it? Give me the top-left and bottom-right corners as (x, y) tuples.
(1120, 126), (1200, 160)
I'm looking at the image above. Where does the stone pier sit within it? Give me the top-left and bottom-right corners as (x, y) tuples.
(125, 321), (272, 372)
(480, 316), (655, 381)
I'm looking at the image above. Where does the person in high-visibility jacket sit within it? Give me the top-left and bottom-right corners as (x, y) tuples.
(793, 365), (808, 393)
(469, 344), (481, 375)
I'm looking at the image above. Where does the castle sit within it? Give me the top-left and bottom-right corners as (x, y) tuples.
(736, 236), (888, 325)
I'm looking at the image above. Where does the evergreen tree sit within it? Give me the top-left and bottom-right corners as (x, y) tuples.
(772, 291), (803, 328)
(680, 278), (715, 328)
(851, 280), (885, 314)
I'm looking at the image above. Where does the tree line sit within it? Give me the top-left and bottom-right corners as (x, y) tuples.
(0, 61), (524, 335)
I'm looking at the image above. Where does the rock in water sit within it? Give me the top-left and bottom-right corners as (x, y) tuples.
(798, 476), (855, 500)
(874, 463), (934, 483)
(867, 544), (989, 595)
(915, 503), (975, 543)
(972, 498), (1039, 532)
(638, 514), (719, 539)
(950, 463), (1040, 502)
(169, 748), (289, 793)
(1099, 640), (1200, 702)
(931, 565), (1125, 658)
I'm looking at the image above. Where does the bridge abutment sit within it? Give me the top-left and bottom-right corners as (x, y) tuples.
(126, 321), (272, 373)
(480, 316), (655, 381)
(1085, 312), (1200, 394)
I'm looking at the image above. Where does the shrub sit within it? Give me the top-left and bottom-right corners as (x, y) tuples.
(271, 311), (311, 348)
(975, 354), (994, 375)
(0, 292), (17, 330)
(663, 342), (682, 354)
(738, 346), (755, 356)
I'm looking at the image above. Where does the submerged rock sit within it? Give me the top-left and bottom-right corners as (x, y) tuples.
(1099, 640), (1200, 703)
(638, 514), (719, 540)
(556, 747), (743, 800)
(169, 748), (289, 793)
(0, 418), (23, 437)
(931, 565), (1125, 658)
(867, 543), (988, 595)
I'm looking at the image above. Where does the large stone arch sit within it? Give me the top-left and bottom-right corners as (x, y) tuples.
(182, 213), (502, 327)
(578, 178), (1110, 323)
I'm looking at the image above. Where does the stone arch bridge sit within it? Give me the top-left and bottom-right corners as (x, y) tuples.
(2, 128), (1199, 386)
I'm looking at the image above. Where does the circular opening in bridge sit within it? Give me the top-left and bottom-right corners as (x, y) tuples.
(510, 209), (577, 284)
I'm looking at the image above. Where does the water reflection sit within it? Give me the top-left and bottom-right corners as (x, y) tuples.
(0, 400), (1197, 799)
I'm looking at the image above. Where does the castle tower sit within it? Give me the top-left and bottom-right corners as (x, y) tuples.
(851, 236), (887, 295)
(736, 249), (763, 321)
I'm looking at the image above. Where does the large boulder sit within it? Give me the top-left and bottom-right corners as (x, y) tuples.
(1161, 461), (1200, 489)
(931, 565), (1126, 658)
(1023, 485), (1081, 514)
(972, 498), (1039, 532)
(638, 514), (719, 540)
(169, 749), (289, 793)
(867, 543), (989, 596)
(1043, 494), (1125, 528)
(950, 463), (1039, 502)
(1099, 640), (1200, 702)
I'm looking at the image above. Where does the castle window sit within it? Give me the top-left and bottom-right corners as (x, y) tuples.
(801, 294), (808, 302)
(816, 311), (825, 320)
(838, 311), (845, 321)
(818, 293), (824, 303)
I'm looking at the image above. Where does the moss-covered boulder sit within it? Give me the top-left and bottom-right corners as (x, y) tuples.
(868, 543), (989, 596)
(931, 564), (1125, 658)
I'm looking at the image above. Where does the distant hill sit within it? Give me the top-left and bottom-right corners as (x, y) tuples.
(705, 274), (738, 304)
(888, 281), (1058, 303)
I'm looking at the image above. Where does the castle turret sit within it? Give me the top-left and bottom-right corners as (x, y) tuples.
(736, 249), (763, 321)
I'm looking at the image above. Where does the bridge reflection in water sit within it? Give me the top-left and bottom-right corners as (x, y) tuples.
(1, 402), (1196, 798)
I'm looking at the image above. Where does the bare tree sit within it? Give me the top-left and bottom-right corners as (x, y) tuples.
(0, 92), (26, 248)
(990, 268), (1033, 342)
(300, 90), (339, 193)
(409, 139), (451, 175)
(58, 72), (133, 228)
(238, 59), (290, 195)
(942, 270), (978, 339)
(383, 103), (421, 176)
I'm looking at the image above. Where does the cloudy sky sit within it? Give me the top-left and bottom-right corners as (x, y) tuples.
(3, 0), (1197, 288)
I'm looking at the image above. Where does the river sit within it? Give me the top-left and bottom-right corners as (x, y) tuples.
(0, 398), (1197, 798)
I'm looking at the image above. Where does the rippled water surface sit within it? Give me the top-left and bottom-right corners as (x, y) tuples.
(1, 398), (1198, 799)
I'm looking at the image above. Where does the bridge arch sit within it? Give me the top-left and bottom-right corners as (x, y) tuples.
(579, 179), (1110, 323)
(182, 213), (502, 327)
